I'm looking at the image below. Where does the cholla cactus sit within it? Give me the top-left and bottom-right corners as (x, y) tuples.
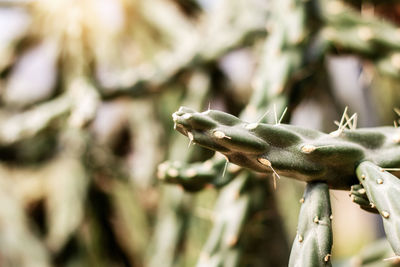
(171, 106), (400, 262)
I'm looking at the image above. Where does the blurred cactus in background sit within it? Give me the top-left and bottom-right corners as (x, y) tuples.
(1, 0), (400, 266)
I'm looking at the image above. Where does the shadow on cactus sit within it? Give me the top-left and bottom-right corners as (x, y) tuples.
(170, 106), (400, 264)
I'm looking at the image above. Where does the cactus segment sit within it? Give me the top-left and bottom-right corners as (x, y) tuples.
(157, 158), (238, 191)
(173, 107), (400, 190)
(289, 182), (332, 267)
(196, 171), (250, 267)
(356, 161), (400, 255)
(349, 184), (378, 214)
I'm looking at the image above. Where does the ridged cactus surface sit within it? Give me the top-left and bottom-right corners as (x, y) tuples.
(289, 182), (332, 267)
(173, 106), (400, 190)
(356, 161), (400, 255)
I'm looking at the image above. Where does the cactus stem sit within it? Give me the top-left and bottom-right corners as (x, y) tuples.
(188, 132), (194, 147)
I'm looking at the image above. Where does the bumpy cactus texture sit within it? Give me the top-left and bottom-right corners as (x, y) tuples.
(356, 161), (400, 255)
(172, 106), (400, 258)
(289, 182), (332, 267)
(173, 106), (400, 190)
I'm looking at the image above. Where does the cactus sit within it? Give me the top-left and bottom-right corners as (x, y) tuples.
(289, 182), (332, 267)
(349, 184), (379, 214)
(172, 106), (400, 257)
(356, 161), (400, 255)
(173, 107), (400, 189)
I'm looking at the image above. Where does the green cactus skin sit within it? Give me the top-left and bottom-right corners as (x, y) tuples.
(157, 157), (238, 192)
(349, 184), (379, 214)
(289, 182), (332, 267)
(356, 161), (400, 255)
(172, 107), (400, 190)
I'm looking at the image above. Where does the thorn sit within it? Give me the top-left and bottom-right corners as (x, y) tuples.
(274, 104), (278, 124)
(278, 107), (288, 125)
(383, 255), (400, 262)
(337, 106), (348, 130)
(353, 113), (358, 129)
(221, 158), (229, 178)
(256, 109), (270, 123)
(208, 102), (211, 111)
(188, 132), (194, 147)
(394, 120), (398, 128)
(381, 168), (400, 172)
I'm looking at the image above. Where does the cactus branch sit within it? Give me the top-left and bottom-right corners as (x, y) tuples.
(289, 182), (333, 267)
(356, 161), (400, 255)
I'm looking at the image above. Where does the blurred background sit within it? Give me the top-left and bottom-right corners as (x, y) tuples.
(0, 0), (400, 266)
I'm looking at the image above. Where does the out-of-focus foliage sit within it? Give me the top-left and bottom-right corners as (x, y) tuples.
(0, 0), (400, 266)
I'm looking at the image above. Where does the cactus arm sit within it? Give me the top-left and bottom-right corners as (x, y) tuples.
(172, 107), (400, 189)
(157, 157), (238, 192)
(196, 171), (250, 267)
(356, 161), (400, 255)
(349, 184), (379, 214)
(289, 182), (333, 267)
